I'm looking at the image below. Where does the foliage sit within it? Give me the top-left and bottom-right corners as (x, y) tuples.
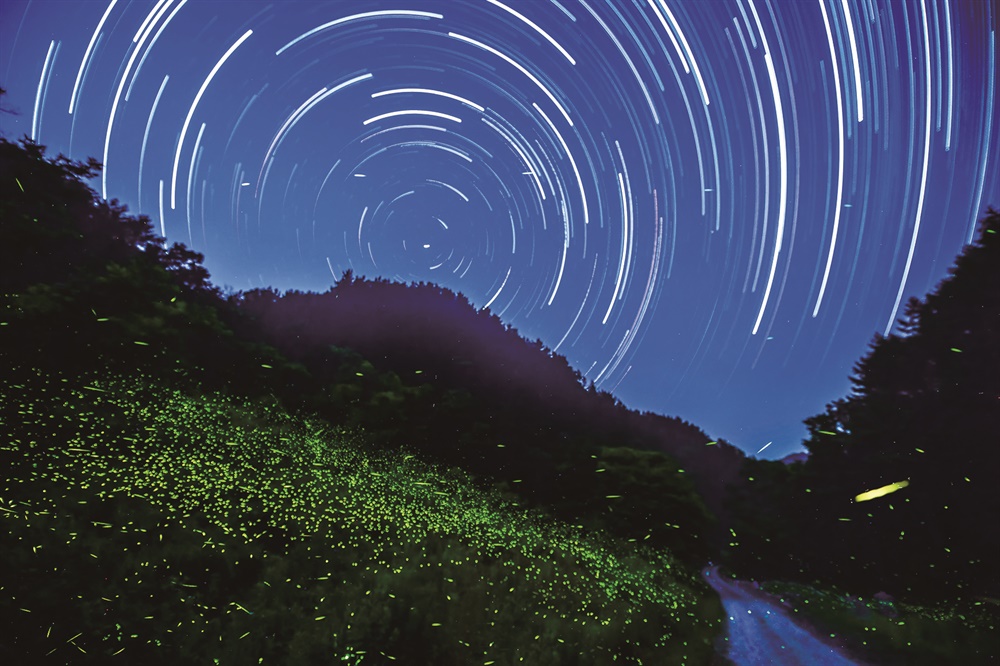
(1, 369), (723, 664)
(725, 209), (1000, 602)
(0, 131), (733, 661)
(0, 137), (310, 399)
(759, 580), (999, 666)
(234, 275), (739, 556)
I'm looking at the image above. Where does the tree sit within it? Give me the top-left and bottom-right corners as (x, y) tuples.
(727, 209), (1000, 600)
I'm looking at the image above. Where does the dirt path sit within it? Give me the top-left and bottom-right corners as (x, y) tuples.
(704, 567), (860, 666)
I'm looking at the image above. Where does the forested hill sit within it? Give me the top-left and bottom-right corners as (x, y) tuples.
(0, 135), (741, 561)
(2, 135), (736, 663)
(235, 275), (745, 519)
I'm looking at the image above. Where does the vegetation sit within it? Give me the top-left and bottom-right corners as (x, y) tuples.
(0, 135), (728, 662)
(721, 209), (1000, 663)
(233, 274), (741, 558)
(723, 208), (1000, 602)
(756, 579), (999, 666)
(1, 368), (722, 664)
(4, 110), (997, 662)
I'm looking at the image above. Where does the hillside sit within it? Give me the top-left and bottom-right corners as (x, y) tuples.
(0, 136), (731, 662)
(1, 368), (722, 664)
(1, 134), (741, 561)
(235, 276), (745, 528)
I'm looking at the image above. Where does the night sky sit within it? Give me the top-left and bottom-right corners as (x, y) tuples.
(1, 0), (996, 459)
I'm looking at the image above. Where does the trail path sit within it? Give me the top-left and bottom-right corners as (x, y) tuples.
(704, 567), (861, 666)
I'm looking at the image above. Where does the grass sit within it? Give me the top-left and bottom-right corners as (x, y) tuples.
(1, 367), (724, 664)
(759, 579), (999, 665)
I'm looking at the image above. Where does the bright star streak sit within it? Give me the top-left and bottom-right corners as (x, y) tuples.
(259, 78), (371, 200)
(884, 0), (933, 336)
(967, 29), (995, 243)
(371, 88), (484, 112)
(485, 0), (576, 65)
(186, 122), (206, 241)
(357, 206), (367, 250)
(814, 0), (846, 318)
(616, 140), (635, 299)
(158, 179), (165, 237)
(943, 0), (954, 150)
(427, 179), (469, 202)
(32, 40), (57, 141)
(138, 74), (169, 211)
(69, 0), (117, 114)
(751, 1), (789, 337)
(257, 86), (333, 191)
(482, 266), (512, 311)
(603, 172), (630, 325)
(171, 29), (253, 209)
(840, 0), (865, 122)
(363, 110), (462, 125)
(275, 11), (443, 56)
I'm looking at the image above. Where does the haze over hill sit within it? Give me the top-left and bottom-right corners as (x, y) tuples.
(235, 275), (746, 519)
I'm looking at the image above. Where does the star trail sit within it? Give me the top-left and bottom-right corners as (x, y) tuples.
(1, 0), (996, 458)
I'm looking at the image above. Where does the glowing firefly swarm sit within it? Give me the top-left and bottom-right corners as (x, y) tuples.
(1, 369), (719, 663)
(2, 0), (997, 457)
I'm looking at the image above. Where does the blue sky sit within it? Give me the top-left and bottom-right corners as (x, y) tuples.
(1, 0), (997, 458)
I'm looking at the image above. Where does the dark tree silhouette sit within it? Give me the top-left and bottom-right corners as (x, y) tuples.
(726, 209), (1000, 601)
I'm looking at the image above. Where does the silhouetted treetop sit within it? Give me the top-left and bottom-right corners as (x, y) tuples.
(726, 208), (1000, 600)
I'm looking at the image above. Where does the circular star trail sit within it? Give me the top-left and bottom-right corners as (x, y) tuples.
(1, 0), (997, 457)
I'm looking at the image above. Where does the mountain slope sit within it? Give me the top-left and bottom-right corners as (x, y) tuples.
(1, 135), (739, 563)
(1, 135), (733, 662)
(1, 369), (723, 664)
(236, 276), (745, 529)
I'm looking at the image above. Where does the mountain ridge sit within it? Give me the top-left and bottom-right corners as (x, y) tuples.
(234, 273), (746, 523)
